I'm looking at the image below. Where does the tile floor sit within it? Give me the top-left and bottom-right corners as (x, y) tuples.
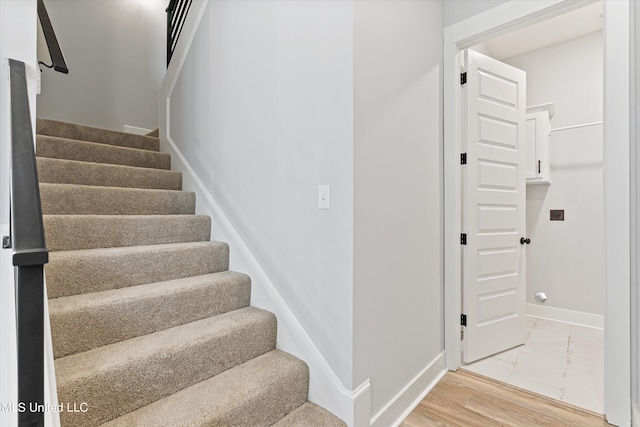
(462, 316), (604, 414)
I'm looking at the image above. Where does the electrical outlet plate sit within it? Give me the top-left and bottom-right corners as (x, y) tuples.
(550, 209), (564, 221)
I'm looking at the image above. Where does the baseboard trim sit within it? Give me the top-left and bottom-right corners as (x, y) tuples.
(370, 351), (447, 427)
(526, 303), (604, 329)
(123, 125), (153, 136)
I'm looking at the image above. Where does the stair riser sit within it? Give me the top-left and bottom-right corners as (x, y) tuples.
(212, 365), (308, 427)
(56, 310), (277, 427)
(44, 215), (211, 251)
(100, 351), (310, 427)
(37, 136), (170, 170)
(37, 158), (182, 190)
(40, 184), (195, 215)
(50, 272), (251, 358)
(46, 242), (229, 298)
(37, 118), (160, 151)
(272, 403), (347, 427)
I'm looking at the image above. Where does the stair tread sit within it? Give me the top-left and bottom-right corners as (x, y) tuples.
(40, 183), (195, 215)
(49, 271), (251, 358)
(273, 402), (347, 427)
(46, 241), (229, 298)
(37, 157), (182, 190)
(44, 214), (211, 251)
(36, 117), (160, 151)
(40, 118), (344, 426)
(56, 307), (277, 426)
(101, 350), (309, 427)
(55, 306), (273, 382)
(37, 135), (171, 169)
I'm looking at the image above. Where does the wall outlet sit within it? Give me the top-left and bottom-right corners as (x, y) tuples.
(318, 185), (330, 209)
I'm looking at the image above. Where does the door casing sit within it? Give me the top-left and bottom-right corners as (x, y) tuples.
(443, 1), (631, 425)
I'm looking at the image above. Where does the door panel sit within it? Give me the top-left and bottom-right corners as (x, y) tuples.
(462, 49), (527, 363)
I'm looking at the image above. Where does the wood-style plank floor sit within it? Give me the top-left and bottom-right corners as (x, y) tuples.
(400, 369), (612, 427)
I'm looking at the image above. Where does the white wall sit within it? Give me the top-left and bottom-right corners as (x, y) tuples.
(353, 1), (445, 424)
(168, 0), (355, 390)
(443, 0), (509, 27)
(36, 0), (166, 131)
(503, 31), (604, 316)
(0, 1), (38, 425)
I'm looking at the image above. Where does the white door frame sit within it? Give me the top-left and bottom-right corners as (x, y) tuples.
(443, 1), (631, 426)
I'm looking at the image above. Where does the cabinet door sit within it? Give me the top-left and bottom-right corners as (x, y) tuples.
(525, 111), (550, 184)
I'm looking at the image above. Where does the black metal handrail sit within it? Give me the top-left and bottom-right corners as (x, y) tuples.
(166, 0), (192, 66)
(4, 59), (49, 427)
(37, 0), (68, 74)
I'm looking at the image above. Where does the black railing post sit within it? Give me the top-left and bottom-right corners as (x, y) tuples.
(8, 59), (48, 427)
(16, 266), (44, 427)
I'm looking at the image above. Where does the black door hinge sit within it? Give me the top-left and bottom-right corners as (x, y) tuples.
(460, 233), (467, 245)
(2, 236), (10, 249)
(460, 153), (467, 165)
(460, 72), (467, 85)
(461, 314), (467, 326)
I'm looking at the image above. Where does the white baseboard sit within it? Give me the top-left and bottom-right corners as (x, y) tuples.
(632, 404), (639, 427)
(370, 351), (447, 427)
(123, 125), (153, 136)
(527, 303), (604, 329)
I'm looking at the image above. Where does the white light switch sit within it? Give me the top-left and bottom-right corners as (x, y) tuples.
(318, 185), (330, 209)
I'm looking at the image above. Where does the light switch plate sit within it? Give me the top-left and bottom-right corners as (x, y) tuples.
(318, 185), (330, 209)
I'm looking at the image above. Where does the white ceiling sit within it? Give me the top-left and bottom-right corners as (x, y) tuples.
(478, 1), (603, 60)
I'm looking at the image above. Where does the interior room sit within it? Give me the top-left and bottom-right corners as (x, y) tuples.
(462, 1), (604, 414)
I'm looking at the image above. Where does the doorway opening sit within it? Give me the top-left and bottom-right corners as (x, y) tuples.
(443, 1), (631, 425)
(460, 2), (604, 414)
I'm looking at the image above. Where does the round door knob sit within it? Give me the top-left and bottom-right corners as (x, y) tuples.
(520, 237), (531, 245)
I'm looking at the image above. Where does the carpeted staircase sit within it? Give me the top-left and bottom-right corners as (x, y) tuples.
(36, 118), (345, 427)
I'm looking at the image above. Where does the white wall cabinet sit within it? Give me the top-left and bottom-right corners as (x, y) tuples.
(525, 103), (554, 185)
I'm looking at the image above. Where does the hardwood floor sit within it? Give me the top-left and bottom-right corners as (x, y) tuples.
(400, 369), (612, 427)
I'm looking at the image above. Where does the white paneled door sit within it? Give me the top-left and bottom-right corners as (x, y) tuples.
(462, 49), (527, 364)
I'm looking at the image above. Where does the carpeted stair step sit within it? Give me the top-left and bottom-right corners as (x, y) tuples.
(273, 402), (347, 426)
(36, 135), (171, 169)
(37, 158), (182, 190)
(46, 241), (229, 298)
(44, 214), (211, 251)
(49, 271), (251, 358)
(37, 117), (160, 151)
(40, 183), (195, 215)
(101, 350), (309, 427)
(55, 307), (277, 427)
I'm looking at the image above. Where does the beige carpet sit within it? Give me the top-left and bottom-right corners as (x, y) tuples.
(38, 118), (345, 426)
